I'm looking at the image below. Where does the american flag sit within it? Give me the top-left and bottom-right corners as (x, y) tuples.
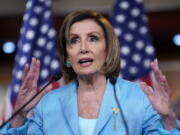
(1, 0), (61, 123)
(110, 0), (156, 84)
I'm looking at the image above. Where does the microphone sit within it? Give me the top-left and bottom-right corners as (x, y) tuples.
(0, 72), (62, 129)
(109, 76), (129, 135)
(51, 72), (63, 82)
(109, 76), (117, 85)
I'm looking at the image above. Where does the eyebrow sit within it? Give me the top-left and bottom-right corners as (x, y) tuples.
(69, 31), (103, 36)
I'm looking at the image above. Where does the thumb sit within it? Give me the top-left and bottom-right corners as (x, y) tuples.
(140, 82), (152, 96)
(42, 84), (53, 96)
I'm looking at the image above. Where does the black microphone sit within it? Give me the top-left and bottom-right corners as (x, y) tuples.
(109, 76), (117, 85)
(0, 72), (62, 129)
(51, 72), (63, 82)
(110, 76), (129, 135)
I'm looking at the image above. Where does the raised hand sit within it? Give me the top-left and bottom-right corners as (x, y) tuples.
(11, 58), (52, 128)
(140, 59), (177, 129)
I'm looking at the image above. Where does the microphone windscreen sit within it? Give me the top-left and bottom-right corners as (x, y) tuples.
(110, 76), (117, 85)
(51, 72), (63, 82)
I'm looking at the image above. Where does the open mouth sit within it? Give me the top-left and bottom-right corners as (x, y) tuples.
(78, 58), (93, 64)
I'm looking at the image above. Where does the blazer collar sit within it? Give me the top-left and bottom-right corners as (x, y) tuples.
(60, 79), (119, 135)
(94, 79), (118, 135)
(60, 81), (80, 135)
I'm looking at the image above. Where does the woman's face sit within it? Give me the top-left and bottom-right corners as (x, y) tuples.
(66, 19), (107, 77)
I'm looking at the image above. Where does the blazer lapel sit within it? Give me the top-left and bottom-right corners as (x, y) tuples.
(60, 81), (80, 135)
(94, 79), (119, 135)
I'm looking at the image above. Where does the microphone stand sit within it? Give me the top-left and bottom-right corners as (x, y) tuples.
(110, 76), (129, 135)
(0, 72), (62, 129)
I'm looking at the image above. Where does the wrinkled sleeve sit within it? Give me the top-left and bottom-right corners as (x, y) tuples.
(0, 118), (30, 135)
(157, 120), (180, 135)
(142, 93), (160, 135)
(0, 100), (44, 135)
(142, 90), (180, 135)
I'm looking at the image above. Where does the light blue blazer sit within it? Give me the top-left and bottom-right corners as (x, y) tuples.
(1, 78), (180, 135)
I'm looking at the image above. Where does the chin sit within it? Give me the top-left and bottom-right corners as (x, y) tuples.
(77, 70), (103, 77)
(78, 72), (95, 76)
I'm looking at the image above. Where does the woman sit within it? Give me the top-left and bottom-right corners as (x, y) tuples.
(0, 10), (179, 135)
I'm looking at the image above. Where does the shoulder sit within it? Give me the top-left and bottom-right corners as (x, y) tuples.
(116, 77), (142, 91)
(115, 77), (147, 101)
(115, 78), (154, 114)
(38, 80), (77, 104)
(114, 78), (160, 124)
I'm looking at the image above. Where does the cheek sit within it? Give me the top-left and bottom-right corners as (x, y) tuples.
(101, 46), (107, 58)
(68, 55), (77, 66)
(67, 52), (79, 69)
(97, 48), (107, 63)
(66, 49), (77, 61)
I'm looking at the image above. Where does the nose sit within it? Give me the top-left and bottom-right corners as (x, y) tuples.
(80, 49), (88, 54)
(80, 40), (89, 54)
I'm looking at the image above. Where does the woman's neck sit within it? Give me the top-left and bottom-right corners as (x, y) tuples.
(77, 74), (106, 118)
(77, 74), (106, 92)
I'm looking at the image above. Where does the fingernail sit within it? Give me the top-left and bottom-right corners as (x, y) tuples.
(32, 57), (35, 61)
(155, 58), (158, 62)
(25, 64), (29, 68)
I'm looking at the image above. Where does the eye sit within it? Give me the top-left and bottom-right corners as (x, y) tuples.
(89, 35), (99, 42)
(69, 36), (79, 45)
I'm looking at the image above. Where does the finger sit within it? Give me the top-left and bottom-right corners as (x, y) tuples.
(20, 58), (40, 93)
(29, 58), (40, 79)
(22, 64), (29, 81)
(20, 58), (35, 90)
(161, 75), (171, 95)
(26, 58), (40, 90)
(151, 59), (160, 75)
(34, 83), (53, 99)
(37, 84), (53, 101)
(151, 59), (171, 94)
(29, 84), (53, 109)
(140, 82), (153, 96)
(151, 59), (165, 84)
(30, 58), (40, 86)
(20, 64), (29, 91)
(43, 84), (53, 94)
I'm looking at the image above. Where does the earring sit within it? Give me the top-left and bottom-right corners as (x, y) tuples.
(66, 60), (71, 68)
